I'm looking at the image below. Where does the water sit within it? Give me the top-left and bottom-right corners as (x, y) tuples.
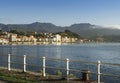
(0, 43), (120, 83)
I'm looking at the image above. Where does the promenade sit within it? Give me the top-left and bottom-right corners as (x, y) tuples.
(0, 67), (102, 83)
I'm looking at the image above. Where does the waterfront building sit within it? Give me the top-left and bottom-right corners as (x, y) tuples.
(53, 34), (61, 42)
(9, 34), (17, 42)
(0, 38), (9, 44)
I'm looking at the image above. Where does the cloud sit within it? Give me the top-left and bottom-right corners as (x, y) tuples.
(110, 25), (120, 29)
(102, 25), (120, 29)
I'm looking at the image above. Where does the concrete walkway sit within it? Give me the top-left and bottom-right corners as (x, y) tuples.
(0, 80), (9, 83)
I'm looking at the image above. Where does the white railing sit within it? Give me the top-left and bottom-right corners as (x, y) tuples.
(0, 54), (120, 83)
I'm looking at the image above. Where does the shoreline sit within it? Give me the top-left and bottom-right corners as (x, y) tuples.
(0, 42), (120, 46)
(0, 67), (100, 83)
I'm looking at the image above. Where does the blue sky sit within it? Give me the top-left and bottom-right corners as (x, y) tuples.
(0, 0), (120, 27)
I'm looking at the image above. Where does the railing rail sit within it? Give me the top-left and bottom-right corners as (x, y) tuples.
(0, 54), (120, 83)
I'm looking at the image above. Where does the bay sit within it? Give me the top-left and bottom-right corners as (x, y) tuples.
(0, 43), (120, 83)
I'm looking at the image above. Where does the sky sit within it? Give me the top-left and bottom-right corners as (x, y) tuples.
(0, 0), (120, 28)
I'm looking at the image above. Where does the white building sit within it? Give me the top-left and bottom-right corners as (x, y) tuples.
(9, 34), (17, 42)
(0, 38), (9, 44)
(53, 34), (61, 42)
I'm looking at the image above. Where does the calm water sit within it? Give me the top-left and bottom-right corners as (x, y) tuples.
(0, 43), (120, 83)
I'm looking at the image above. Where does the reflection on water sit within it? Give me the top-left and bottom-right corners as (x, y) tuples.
(55, 46), (61, 59)
(0, 43), (120, 83)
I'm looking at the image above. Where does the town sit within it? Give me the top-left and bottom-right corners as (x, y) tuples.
(0, 29), (91, 45)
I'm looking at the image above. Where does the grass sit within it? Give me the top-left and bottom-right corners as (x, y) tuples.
(0, 68), (96, 83)
(0, 70), (38, 83)
(0, 68), (67, 83)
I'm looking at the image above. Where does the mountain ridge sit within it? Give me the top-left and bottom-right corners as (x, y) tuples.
(0, 22), (120, 37)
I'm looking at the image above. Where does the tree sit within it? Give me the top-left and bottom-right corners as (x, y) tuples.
(10, 30), (18, 34)
(56, 30), (81, 39)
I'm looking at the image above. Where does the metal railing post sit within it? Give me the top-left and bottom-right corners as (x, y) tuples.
(23, 55), (26, 72)
(66, 58), (69, 80)
(97, 60), (101, 83)
(8, 54), (11, 71)
(43, 56), (46, 77)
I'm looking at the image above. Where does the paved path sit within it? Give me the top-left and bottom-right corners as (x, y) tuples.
(0, 80), (8, 83)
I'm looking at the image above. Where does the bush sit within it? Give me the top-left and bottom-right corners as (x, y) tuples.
(54, 70), (62, 76)
(68, 73), (75, 78)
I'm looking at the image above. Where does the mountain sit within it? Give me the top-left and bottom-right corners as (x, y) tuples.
(0, 23), (6, 30)
(68, 23), (120, 37)
(1, 22), (120, 37)
(0, 22), (64, 32)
